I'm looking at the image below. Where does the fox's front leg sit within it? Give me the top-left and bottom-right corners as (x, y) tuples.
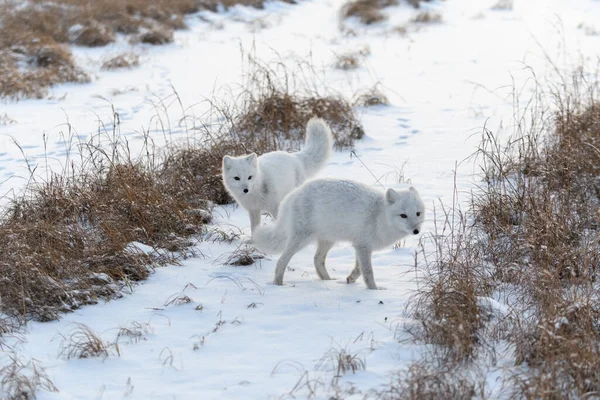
(249, 209), (261, 233)
(354, 245), (376, 289)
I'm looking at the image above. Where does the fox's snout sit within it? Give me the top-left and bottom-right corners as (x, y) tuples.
(243, 188), (249, 193)
(413, 229), (419, 235)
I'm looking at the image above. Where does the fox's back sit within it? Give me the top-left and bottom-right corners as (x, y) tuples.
(282, 179), (383, 240)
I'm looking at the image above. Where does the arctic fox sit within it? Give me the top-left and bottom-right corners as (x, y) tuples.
(222, 118), (333, 233)
(251, 179), (425, 289)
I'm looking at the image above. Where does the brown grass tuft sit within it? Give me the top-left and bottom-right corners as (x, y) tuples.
(101, 52), (141, 71)
(340, 0), (398, 25)
(376, 361), (486, 400)
(353, 85), (389, 107)
(135, 27), (174, 45)
(411, 11), (442, 24)
(234, 60), (364, 150)
(69, 22), (116, 47)
(57, 323), (119, 360)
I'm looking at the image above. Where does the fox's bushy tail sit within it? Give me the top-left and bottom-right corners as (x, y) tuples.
(295, 117), (333, 177)
(252, 215), (288, 255)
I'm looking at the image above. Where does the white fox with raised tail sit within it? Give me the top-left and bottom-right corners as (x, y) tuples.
(222, 117), (333, 234)
(251, 179), (425, 289)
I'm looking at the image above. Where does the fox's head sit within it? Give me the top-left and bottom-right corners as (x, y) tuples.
(222, 153), (259, 195)
(385, 186), (425, 237)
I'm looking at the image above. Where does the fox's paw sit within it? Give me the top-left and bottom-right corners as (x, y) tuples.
(346, 276), (357, 284)
(273, 276), (284, 286)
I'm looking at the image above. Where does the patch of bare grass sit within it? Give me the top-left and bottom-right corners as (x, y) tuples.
(473, 86), (600, 396)
(406, 199), (491, 364)
(340, 0), (398, 25)
(234, 58), (365, 150)
(134, 27), (175, 45)
(0, 112), (216, 325)
(340, 0), (430, 27)
(353, 84), (389, 107)
(101, 52), (141, 71)
(375, 361), (486, 400)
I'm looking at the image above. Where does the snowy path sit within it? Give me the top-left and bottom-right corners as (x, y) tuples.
(2, 0), (600, 398)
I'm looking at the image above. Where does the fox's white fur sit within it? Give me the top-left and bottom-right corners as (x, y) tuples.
(222, 118), (333, 233)
(252, 179), (425, 289)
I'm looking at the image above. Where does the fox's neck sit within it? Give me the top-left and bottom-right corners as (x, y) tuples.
(373, 204), (398, 249)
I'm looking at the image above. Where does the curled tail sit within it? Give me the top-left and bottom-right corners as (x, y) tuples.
(295, 117), (333, 178)
(252, 216), (288, 254)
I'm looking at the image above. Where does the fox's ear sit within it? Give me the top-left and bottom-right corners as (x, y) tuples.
(386, 188), (400, 204)
(246, 153), (258, 165)
(409, 186), (418, 194)
(223, 155), (232, 170)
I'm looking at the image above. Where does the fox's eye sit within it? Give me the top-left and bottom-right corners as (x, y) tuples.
(416, 212), (421, 217)
(248, 176), (252, 180)
(400, 214), (407, 218)
(234, 177), (240, 181)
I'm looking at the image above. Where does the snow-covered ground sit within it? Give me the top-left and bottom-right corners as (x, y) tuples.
(2, 0), (600, 398)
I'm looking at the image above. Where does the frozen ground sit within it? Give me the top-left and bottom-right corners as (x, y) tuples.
(2, 0), (600, 398)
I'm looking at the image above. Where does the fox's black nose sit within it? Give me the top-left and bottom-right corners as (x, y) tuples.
(413, 229), (419, 235)
(243, 189), (248, 193)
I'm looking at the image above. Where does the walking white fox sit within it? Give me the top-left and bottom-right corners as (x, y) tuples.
(251, 179), (425, 289)
(222, 118), (333, 233)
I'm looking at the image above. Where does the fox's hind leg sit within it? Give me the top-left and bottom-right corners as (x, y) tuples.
(314, 240), (334, 280)
(346, 257), (361, 284)
(273, 233), (311, 285)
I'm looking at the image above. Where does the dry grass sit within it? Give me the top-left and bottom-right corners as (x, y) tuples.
(164, 292), (193, 306)
(471, 83), (600, 396)
(57, 323), (119, 360)
(234, 58), (364, 150)
(219, 244), (265, 266)
(316, 345), (367, 379)
(116, 321), (154, 344)
(101, 52), (141, 71)
(334, 53), (362, 70)
(353, 85), (389, 107)
(407, 200), (490, 364)
(340, 0), (431, 26)
(0, 355), (58, 399)
(0, 112), (216, 324)
(402, 67), (600, 397)
(340, 0), (398, 25)
(375, 361), (486, 400)
(411, 11), (442, 24)
(135, 27), (175, 45)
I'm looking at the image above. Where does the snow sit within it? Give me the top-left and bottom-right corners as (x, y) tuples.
(2, 0), (600, 398)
